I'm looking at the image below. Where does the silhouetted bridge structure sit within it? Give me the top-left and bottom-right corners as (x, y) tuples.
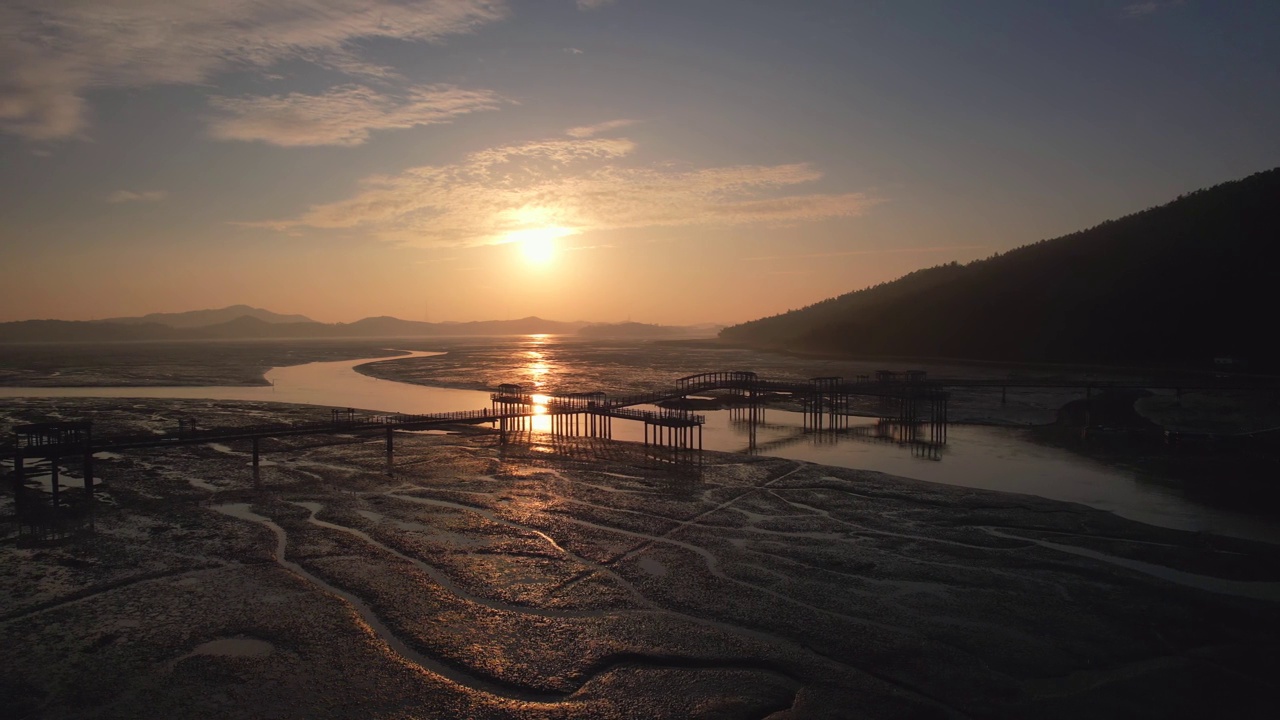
(5, 369), (949, 539)
(492, 369), (948, 439)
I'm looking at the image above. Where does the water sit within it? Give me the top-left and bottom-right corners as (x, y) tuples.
(0, 350), (469, 413)
(3, 347), (1277, 544)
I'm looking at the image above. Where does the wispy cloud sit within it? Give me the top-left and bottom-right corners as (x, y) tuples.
(249, 131), (880, 246)
(577, 0), (616, 10)
(565, 119), (637, 138)
(1121, 1), (1184, 19)
(1121, 2), (1160, 18)
(0, 1), (507, 140)
(208, 85), (506, 147)
(108, 190), (168, 204)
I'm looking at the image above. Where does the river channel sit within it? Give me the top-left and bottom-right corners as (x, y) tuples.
(3, 350), (1277, 544)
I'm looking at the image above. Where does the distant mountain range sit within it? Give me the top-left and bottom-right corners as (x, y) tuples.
(578, 322), (723, 339)
(721, 168), (1280, 370)
(99, 305), (314, 328)
(0, 309), (714, 343)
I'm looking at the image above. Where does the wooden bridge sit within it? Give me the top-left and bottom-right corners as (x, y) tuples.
(491, 369), (948, 441)
(5, 368), (949, 540)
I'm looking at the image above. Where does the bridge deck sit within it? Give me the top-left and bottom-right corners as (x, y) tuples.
(7, 368), (961, 457)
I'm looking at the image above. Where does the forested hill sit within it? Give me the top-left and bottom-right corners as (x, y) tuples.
(720, 168), (1280, 370)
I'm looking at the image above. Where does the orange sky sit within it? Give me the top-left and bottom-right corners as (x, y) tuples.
(2, 1), (1277, 324)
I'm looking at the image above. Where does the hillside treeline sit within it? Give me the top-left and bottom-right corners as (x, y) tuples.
(721, 168), (1280, 370)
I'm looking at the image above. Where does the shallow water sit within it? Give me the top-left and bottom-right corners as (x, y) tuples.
(189, 637), (275, 659)
(0, 350), (472, 412)
(4, 349), (1278, 544)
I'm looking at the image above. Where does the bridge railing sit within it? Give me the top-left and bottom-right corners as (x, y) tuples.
(605, 407), (705, 426)
(601, 390), (682, 408)
(379, 409), (505, 425)
(676, 371), (757, 392)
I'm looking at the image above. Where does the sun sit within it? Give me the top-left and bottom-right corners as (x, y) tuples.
(522, 235), (555, 265)
(505, 226), (574, 266)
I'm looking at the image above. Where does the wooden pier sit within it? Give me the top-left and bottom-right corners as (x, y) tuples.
(6, 368), (951, 539)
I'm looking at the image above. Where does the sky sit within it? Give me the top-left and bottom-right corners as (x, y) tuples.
(1, 0), (1278, 326)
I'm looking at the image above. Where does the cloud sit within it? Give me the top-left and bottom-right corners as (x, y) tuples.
(208, 85), (506, 146)
(1121, 2), (1160, 18)
(565, 119), (636, 138)
(577, 0), (616, 9)
(0, 0), (508, 140)
(1120, 1), (1185, 18)
(249, 132), (880, 246)
(108, 190), (168, 204)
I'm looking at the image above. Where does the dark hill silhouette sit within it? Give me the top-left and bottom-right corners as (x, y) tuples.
(720, 168), (1280, 370)
(100, 305), (313, 328)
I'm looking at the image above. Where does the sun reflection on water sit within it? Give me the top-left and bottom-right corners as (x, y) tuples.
(530, 393), (552, 433)
(528, 361), (549, 388)
(521, 336), (556, 390)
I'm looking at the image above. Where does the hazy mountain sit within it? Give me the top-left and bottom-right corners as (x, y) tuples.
(189, 316), (331, 340)
(0, 313), (588, 343)
(100, 305), (314, 328)
(338, 316), (587, 336)
(579, 322), (680, 339)
(578, 322), (722, 339)
(466, 317), (589, 335)
(721, 168), (1280, 370)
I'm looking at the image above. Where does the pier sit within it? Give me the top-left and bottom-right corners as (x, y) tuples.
(5, 369), (949, 539)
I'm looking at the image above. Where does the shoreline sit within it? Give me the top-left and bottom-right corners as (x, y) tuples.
(683, 337), (1280, 383)
(5, 350), (1278, 544)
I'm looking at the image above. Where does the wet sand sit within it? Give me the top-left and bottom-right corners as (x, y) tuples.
(3, 399), (1279, 719)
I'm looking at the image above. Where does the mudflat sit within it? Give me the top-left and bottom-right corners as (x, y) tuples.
(3, 399), (1278, 719)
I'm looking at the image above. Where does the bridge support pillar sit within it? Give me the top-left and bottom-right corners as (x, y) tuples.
(942, 395), (948, 443)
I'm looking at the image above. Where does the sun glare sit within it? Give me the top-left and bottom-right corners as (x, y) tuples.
(505, 226), (575, 266)
(523, 236), (555, 265)
(530, 393), (552, 433)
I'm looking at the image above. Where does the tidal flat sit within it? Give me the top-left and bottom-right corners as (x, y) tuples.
(3, 399), (1280, 719)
